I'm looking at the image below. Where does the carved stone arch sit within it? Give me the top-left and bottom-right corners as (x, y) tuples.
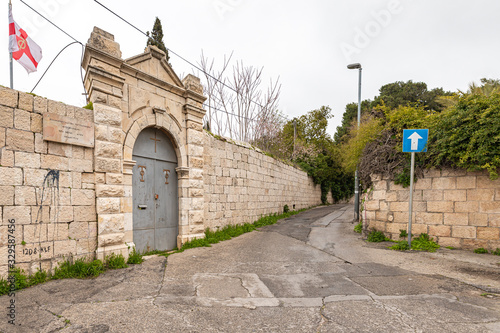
(123, 112), (186, 168)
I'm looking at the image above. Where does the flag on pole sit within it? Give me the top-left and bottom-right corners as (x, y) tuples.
(8, 5), (42, 73)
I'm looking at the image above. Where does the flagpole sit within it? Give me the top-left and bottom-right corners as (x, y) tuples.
(9, 0), (13, 89)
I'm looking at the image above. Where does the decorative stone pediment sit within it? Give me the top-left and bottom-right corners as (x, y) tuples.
(125, 45), (183, 88)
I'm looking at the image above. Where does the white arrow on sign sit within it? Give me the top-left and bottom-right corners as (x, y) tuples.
(408, 132), (423, 150)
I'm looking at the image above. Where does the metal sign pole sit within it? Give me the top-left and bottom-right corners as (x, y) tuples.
(408, 152), (415, 249)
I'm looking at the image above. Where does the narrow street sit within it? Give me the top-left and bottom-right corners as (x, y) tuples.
(2, 205), (499, 332)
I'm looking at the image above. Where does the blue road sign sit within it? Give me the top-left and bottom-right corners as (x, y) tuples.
(403, 129), (429, 152)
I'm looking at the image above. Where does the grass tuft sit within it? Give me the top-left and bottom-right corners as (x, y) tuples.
(474, 247), (489, 254)
(390, 234), (440, 252)
(399, 229), (408, 239)
(410, 233), (440, 252)
(127, 247), (144, 264)
(0, 207), (311, 296)
(390, 241), (410, 251)
(354, 222), (362, 234)
(0, 278), (9, 295)
(367, 230), (388, 242)
(52, 258), (105, 280)
(180, 209), (306, 251)
(493, 248), (500, 256)
(105, 253), (128, 269)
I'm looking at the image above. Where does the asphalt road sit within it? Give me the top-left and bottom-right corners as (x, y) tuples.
(1, 204), (499, 332)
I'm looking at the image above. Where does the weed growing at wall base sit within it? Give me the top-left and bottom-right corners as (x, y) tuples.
(180, 209), (306, 251)
(0, 209), (310, 295)
(389, 234), (440, 252)
(127, 247), (144, 264)
(367, 230), (390, 242)
(0, 254), (129, 296)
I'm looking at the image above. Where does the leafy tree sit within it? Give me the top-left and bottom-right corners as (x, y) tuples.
(373, 80), (452, 111)
(280, 106), (354, 203)
(334, 100), (372, 143)
(146, 17), (169, 61)
(277, 106), (334, 159)
(464, 78), (500, 96)
(340, 78), (500, 189)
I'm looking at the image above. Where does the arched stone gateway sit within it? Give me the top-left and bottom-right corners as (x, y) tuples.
(83, 27), (207, 260)
(132, 127), (178, 252)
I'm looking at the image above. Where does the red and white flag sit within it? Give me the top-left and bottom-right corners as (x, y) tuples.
(8, 6), (42, 73)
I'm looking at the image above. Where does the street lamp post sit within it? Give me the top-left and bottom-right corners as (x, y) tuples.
(347, 63), (362, 221)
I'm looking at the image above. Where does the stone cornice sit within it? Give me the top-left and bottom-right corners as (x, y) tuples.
(82, 44), (124, 71)
(183, 89), (207, 104)
(183, 104), (206, 121)
(121, 62), (186, 97)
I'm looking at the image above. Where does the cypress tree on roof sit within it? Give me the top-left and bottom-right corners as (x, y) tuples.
(146, 17), (169, 62)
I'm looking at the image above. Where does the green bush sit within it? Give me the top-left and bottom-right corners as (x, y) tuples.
(283, 205), (290, 213)
(474, 248), (489, 254)
(399, 229), (408, 239)
(127, 247), (144, 264)
(180, 209), (306, 251)
(341, 118), (384, 175)
(0, 278), (9, 295)
(390, 241), (410, 251)
(428, 92), (500, 179)
(9, 268), (29, 290)
(367, 230), (388, 242)
(53, 258), (105, 279)
(29, 269), (48, 286)
(354, 222), (362, 234)
(389, 234), (439, 252)
(492, 248), (500, 256)
(411, 234), (440, 252)
(385, 105), (431, 137)
(105, 253), (128, 269)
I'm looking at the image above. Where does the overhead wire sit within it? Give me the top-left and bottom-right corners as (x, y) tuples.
(19, 0), (79, 43)
(92, 0), (290, 122)
(19, 0), (291, 118)
(19, 0), (88, 100)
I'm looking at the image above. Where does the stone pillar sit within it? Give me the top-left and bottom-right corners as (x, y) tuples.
(178, 75), (206, 246)
(82, 27), (128, 259)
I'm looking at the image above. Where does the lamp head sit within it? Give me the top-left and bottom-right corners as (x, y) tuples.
(347, 63), (362, 70)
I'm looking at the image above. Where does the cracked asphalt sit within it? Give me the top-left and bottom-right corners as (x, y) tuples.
(1, 204), (499, 332)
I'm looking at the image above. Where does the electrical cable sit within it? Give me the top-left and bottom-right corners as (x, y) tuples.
(19, 0), (79, 44)
(20, 0), (286, 114)
(93, 0), (289, 119)
(30, 41), (78, 93)
(19, 0), (88, 101)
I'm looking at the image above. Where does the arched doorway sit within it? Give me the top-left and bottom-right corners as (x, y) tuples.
(132, 127), (178, 252)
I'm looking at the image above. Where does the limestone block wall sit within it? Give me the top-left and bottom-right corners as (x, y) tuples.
(364, 169), (500, 250)
(0, 87), (96, 278)
(203, 133), (329, 229)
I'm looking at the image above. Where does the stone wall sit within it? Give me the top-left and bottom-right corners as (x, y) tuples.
(0, 87), (96, 278)
(0, 27), (336, 279)
(203, 133), (329, 229)
(364, 169), (500, 250)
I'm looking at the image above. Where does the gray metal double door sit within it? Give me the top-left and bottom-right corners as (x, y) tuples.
(132, 128), (178, 252)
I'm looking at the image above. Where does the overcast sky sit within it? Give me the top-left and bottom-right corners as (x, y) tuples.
(3, 0), (500, 136)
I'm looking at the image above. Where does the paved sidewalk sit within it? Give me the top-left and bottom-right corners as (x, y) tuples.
(1, 204), (499, 332)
